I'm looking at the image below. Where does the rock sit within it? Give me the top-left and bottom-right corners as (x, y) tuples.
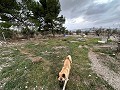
(76, 38), (86, 42)
(0, 43), (2, 46)
(78, 45), (82, 48)
(32, 56), (43, 63)
(98, 41), (106, 44)
(0, 41), (7, 46)
(52, 46), (66, 50)
(70, 41), (79, 43)
(84, 45), (89, 49)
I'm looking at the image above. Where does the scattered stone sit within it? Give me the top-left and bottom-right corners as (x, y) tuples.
(35, 43), (39, 46)
(0, 77), (9, 90)
(98, 41), (106, 44)
(52, 46), (66, 50)
(76, 38), (86, 42)
(57, 56), (59, 58)
(25, 86), (28, 88)
(115, 53), (120, 60)
(83, 34), (87, 38)
(110, 36), (117, 41)
(78, 45), (82, 48)
(21, 46), (24, 49)
(112, 53), (115, 56)
(21, 39), (26, 41)
(0, 41), (7, 46)
(84, 45), (89, 49)
(88, 74), (91, 77)
(0, 57), (13, 61)
(41, 51), (52, 55)
(70, 41), (79, 43)
(15, 49), (18, 50)
(0, 63), (11, 71)
(78, 45), (88, 49)
(0, 43), (2, 46)
(32, 56), (43, 63)
(1, 50), (13, 55)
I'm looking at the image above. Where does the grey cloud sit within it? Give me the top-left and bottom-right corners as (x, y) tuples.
(85, 4), (110, 15)
(60, 0), (91, 18)
(85, 0), (118, 16)
(60, 0), (90, 11)
(59, 0), (120, 29)
(83, 0), (120, 24)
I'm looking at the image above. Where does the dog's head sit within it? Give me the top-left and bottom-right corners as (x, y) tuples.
(58, 73), (66, 87)
(58, 73), (66, 82)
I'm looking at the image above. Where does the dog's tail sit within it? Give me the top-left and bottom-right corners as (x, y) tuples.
(66, 55), (72, 63)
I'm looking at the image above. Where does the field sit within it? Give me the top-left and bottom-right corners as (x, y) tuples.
(0, 36), (114, 90)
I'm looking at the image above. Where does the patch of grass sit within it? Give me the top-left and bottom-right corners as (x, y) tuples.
(93, 48), (116, 58)
(104, 61), (118, 73)
(98, 54), (120, 73)
(0, 37), (114, 90)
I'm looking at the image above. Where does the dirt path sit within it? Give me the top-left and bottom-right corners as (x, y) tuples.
(88, 50), (120, 90)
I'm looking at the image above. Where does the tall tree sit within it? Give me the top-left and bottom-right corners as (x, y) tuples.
(0, 0), (19, 27)
(54, 15), (65, 34)
(0, 0), (19, 39)
(0, 0), (36, 39)
(95, 28), (102, 36)
(76, 29), (81, 35)
(31, 0), (64, 37)
(0, 0), (66, 38)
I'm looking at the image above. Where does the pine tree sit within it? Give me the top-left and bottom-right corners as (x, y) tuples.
(32, 0), (65, 37)
(0, 0), (37, 39)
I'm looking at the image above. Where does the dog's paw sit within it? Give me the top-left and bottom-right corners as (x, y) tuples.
(65, 78), (69, 81)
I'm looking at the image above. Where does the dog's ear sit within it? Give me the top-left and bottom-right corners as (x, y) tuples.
(57, 73), (59, 78)
(62, 74), (65, 78)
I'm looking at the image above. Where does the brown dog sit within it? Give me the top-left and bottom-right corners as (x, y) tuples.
(58, 55), (72, 87)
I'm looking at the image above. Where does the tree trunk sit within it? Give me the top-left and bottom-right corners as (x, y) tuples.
(117, 32), (120, 52)
(118, 42), (120, 52)
(52, 30), (55, 37)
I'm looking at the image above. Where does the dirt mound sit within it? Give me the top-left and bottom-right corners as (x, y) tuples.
(18, 48), (44, 63)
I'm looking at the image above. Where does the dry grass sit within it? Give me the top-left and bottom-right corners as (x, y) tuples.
(0, 37), (114, 90)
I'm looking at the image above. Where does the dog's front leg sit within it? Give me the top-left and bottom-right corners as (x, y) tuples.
(62, 79), (68, 90)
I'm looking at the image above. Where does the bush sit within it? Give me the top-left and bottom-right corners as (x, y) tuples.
(108, 39), (112, 42)
(21, 28), (35, 39)
(0, 29), (13, 39)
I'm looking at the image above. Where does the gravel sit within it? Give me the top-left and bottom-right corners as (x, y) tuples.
(88, 50), (120, 90)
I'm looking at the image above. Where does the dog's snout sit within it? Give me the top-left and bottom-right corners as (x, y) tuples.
(59, 78), (63, 83)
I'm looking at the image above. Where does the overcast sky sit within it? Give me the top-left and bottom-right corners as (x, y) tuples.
(59, 0), (120, 30)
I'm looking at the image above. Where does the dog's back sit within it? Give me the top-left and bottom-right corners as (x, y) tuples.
(58, 55), (72, 89)
(63, 55), (72, 70)
(65, 55), (72, 64)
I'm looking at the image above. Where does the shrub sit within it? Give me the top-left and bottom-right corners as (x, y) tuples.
(0, 29), (13, 39)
